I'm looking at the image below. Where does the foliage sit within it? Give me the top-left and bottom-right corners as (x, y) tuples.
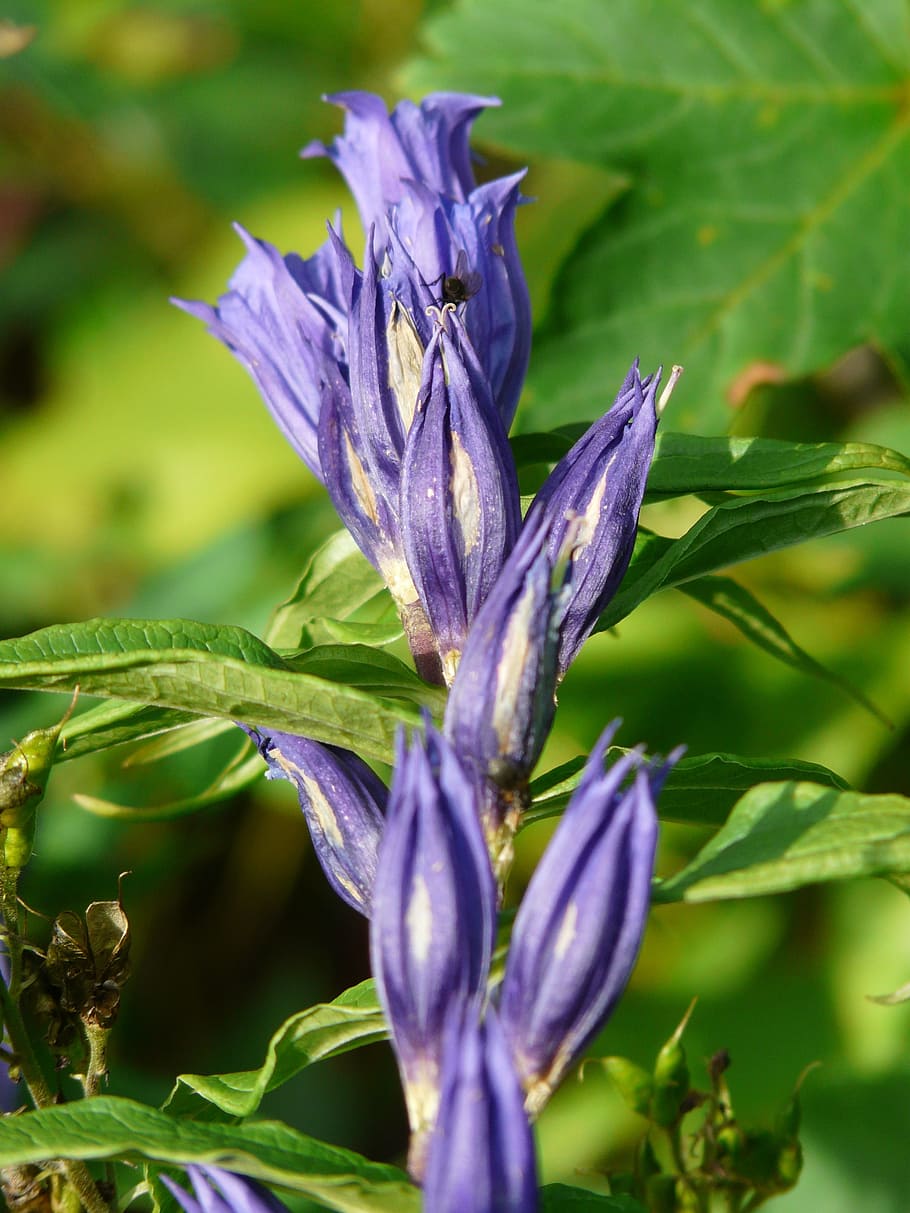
(2, 2), (910, 1212)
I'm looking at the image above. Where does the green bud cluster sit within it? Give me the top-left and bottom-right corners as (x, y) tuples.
(599, 1007), (809, 1212)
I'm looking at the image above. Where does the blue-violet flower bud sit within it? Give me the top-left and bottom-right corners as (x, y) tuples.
(243, 726), (385, 917)
(499, 722), (681, 1116)
(443, 514), (566, 855)
(369, 724), (496, 1177)
(302, 91), (496, 250)
(306, 91), (531, 428)
(528, 361), (660, 677)
(423, 1007), (538, 1213)
(401, 312), (521, 685)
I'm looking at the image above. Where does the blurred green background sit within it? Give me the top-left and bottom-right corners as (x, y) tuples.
(3, 2), (910, 1209)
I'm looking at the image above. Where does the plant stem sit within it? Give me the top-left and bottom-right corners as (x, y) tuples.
(81, 1022), (108, 1100)
(0, 864), (23, 1001)
(0, 981), (112, 1213)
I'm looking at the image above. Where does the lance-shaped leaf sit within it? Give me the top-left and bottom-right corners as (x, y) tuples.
(302, 91), (497, 241)
(423, 1007), (538, 1213)
(528, 361), (660, 676)
(401, 316), (521, 684)
(369, 725), (496, 1174)
(173, 226), (350, 479)
(499, 724), (678, 1117)
(163, 1166), (290, 1213)
(243, 727), (386, 917)
(443, 516), (565, 835)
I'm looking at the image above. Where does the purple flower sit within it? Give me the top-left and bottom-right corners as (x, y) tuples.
(383, 174), (531, 428)
(305, 91), (531, 428)
(443, 515), (566, 853)
(243, 726), (385, 917)
(302, 91), (493, 233)
(423, 1007), (538, 1213)
(498, 723), (680, 1116)
(528, 361), (661, 677)
(176, 91), (533, 683)
(369, 724), (496, 1177)
(173, 226), (349, 480)
(162, 1166), (289, 1213)
(401, 314), (521, 684)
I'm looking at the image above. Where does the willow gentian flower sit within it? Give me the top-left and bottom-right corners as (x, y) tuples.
(304, 92), (530, 425)
(315, 230), (424, 631)
(243, 727), (385, 916)
(529, 361), (661, 676)
(177, 91), (532, 685)
(499, 723), (680, 1116)
(443, 514), (566, 859)
(401, 313), (521, 685)
(162, 1166), (289, 1213)
(369, 724), (496, 1178)
(423, 1007), (538, 1213)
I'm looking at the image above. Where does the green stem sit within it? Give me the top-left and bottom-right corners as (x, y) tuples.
(0, 982), (111, 1213)
(81, 1022), (108, 1100)
(0, 864), (23, 1002)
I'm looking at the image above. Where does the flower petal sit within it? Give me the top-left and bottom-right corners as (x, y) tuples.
(369, 725), (496, 1159)
(242, 726), (385, 916)
(423, 1007), (539, 1211)
(499, 726), (680, 1115)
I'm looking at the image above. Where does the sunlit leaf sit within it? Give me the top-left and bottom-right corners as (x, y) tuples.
(0, 619), (417, 764)
(654, 782), (910, 902)
(527, 752), (848, 830)
(406, 0), (910, 431)
(0, 1097), (418, 1213)
(680, 575), (889, 724)
(164, 981), (385, 1119)
(600, 481), (910, 630)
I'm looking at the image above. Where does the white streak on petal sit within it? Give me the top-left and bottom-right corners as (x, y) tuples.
(449, 429), (480, 556)
(380, 554), (419, 607)
(406, 874), (434, 965)
(553, 901), (578, 961)
(344, 432), (379, 524)
(387, 301), (424, 433)
(300, 773), (345, 848)
(573, 467), (608, 551)
(491, 581), (536, 752)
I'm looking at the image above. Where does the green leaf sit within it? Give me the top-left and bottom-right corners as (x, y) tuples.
(73, 745), (264, 822)
(0, 1096), (418, 1213)
(527, 753), (848, 830)
(0, 619), (417, 765)
(511, 431), (910, 498)
(654, 782), (910, 903)
(679, 575), (889, 724)
(647, 434), (910, 498)
(0, 618), (287, 670)
(164, 980), (386, 1119)
(541, 1186), (646, 1213)
(267, 531), (391, 650)
(121, 717), (235, 767)
(600, 481), (910, 630)
(406, 0), (910, 430)
(284, 645), (446, 714)
(59, 701), (201, 762)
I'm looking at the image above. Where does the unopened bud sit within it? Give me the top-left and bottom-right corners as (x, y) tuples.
(601, 1055), (654, 1117)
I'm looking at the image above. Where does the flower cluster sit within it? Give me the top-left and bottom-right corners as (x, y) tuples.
(179, 92), (682, 1213)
